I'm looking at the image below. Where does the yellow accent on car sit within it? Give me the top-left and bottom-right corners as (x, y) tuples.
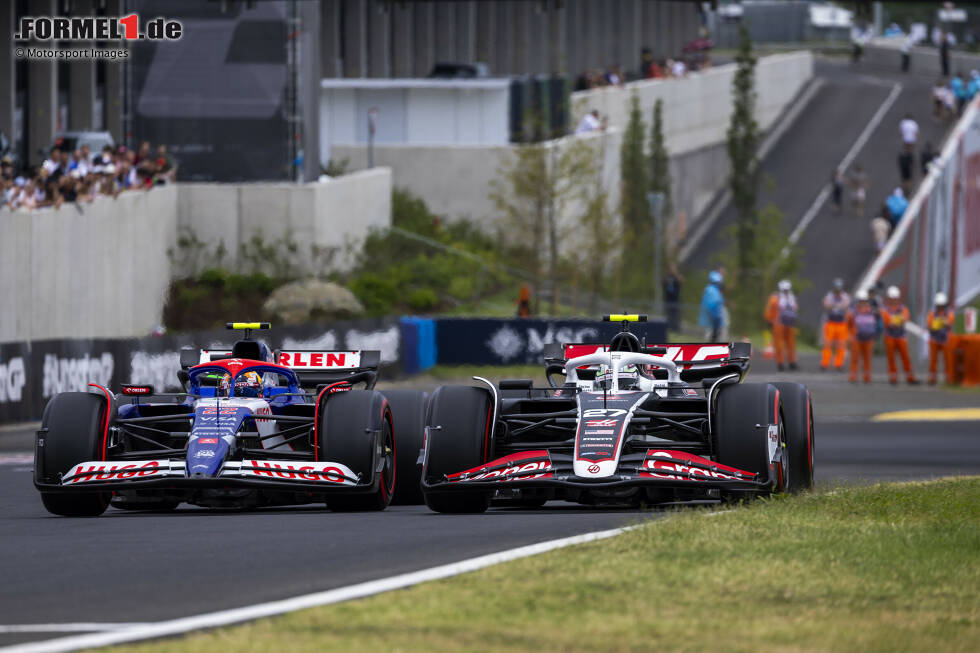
(603, 314), (647, 322)
(227, 322), (271, 330)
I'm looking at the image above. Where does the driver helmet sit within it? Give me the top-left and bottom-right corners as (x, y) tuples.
(234, 371), (263, 398)
(595, 363), (640, 391)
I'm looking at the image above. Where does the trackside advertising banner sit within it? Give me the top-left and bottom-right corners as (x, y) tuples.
(0, 317), (670, 423)
(0, 319), (401, 424)
(860, 96), (980, 353)
(436, 318), (668, 366)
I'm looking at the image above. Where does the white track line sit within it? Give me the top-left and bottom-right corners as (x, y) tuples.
(0, 526), (633, 653)
(678, 77), (825, 263)
(0, 624), (150, 634)
(787, 82), (902, 245)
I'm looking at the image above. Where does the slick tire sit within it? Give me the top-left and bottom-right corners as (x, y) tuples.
(772, 382), (814, 492)
(714, 383), (785, 500)
(422, 385), (493, 514)
(38, 392), (111, 517)
(318, 390), (394, 512)
(382, 390), (428, 506)
(110, 498), (180, 512)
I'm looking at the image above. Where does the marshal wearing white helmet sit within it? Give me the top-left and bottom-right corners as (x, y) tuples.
(881, 286), (918, 384)
(926, 292), (955, 384)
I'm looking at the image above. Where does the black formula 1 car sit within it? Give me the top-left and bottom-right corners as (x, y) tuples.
(34, 323), (428, 516)
(420, 315), (814, 512)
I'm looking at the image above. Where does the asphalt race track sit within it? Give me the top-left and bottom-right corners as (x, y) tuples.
(1, 355), (978, 648)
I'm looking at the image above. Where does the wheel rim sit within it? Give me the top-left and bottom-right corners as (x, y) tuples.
(778, 415), (790, 491)
(381, 420), (394, 500)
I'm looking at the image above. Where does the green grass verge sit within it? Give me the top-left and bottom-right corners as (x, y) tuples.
(108, 478), (979, 653)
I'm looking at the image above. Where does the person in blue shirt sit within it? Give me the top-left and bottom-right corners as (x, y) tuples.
(952, 73), (967, 114)
(699, 270), (726, 342)
(885, 188), (909, 226)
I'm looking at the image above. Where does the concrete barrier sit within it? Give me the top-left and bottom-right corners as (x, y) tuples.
(332, 52), (815, 233)
(0, 185), (178, 343)
(0, 169), (392, 344)
(571, 51), (814, 155)
(177, 168), (392, 272)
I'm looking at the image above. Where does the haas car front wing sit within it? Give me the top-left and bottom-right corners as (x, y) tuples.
(421, 447), (771, 493)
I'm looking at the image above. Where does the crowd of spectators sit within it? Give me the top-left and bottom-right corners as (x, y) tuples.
(574, 44), (712, 92)
(1, 140), (176, 211)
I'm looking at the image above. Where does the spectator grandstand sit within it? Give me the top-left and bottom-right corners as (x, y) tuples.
(0, 141), (175, 211)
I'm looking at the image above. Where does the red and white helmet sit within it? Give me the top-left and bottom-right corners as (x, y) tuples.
(234, 371), (263, 398)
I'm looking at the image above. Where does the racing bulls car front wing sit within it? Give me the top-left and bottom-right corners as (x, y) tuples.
(33, 456), (388, 495)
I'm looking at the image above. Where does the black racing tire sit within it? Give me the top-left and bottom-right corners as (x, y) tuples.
(423, 385), (493, 514)
(772, 382), (814, 492)
(714, 382), (785, 498)
(318, 390), (394, 512)
(382, 389), (429, 506)
(110, 498), (180, 512)
(38, 392), (111, 517)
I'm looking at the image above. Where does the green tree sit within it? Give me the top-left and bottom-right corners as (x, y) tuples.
(619, 91), (651, 299)
(714, 201), (806, 335)
(726, 23), (761, 333)
(575, 137), (618, 314)
(490, 135), (594, 314)
(648, 97), (673, 244)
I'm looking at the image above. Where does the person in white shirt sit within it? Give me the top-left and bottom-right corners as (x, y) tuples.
(671, 59), (687, 78)
(899, 113), (919, 150)
(41, 148), (62, 176)
(575, 110), (601, 134)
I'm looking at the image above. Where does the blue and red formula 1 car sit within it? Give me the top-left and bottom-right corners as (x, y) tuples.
(34, 323), (428, 516)
(420, 315), (814, 512)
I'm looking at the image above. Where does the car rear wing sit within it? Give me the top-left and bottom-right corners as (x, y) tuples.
(274, 350), (381, 390)
(180, 349), (233, 370)
(544, 342), (751, 385)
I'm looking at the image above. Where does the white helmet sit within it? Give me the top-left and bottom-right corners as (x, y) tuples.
(855, 289), (870, 302)
(886, 285), (901, 300)
(778, 279), (792, 291)
(935, 292), (949, 306)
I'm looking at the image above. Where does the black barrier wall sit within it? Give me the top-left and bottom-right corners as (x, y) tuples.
(0, 319), (402, 424)
(435, 318), (668, 366)
(0, 317), (669, 424)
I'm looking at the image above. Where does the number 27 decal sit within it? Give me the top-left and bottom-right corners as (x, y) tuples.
(582, 408), (627, 417)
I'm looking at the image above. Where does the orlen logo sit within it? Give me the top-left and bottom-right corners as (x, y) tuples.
(278, 352), (353, 368)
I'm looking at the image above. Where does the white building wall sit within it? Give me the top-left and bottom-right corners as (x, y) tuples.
(1, 169), (392, 343)
(332, 52), (815, 230)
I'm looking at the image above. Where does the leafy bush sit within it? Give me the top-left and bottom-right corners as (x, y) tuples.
(344, 188), (514, 315)
(407, 288), (439, 312)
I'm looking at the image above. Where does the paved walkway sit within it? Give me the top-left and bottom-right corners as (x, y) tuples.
(683, 56), (952, 330)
